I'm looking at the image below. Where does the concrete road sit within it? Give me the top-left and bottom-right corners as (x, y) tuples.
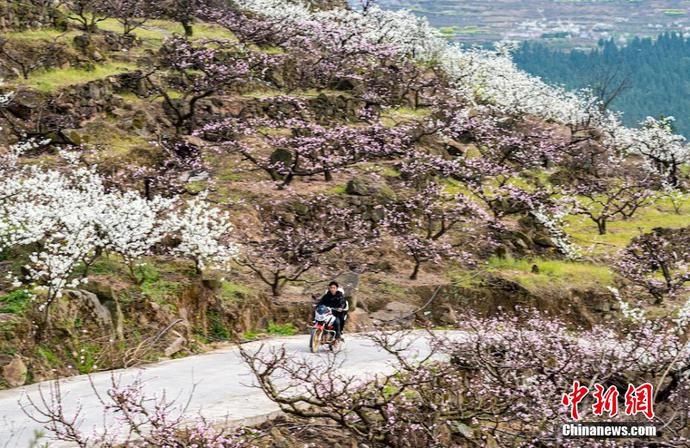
(0, 332), (448, 447)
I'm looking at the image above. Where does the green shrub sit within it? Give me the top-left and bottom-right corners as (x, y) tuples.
(208, 311), (230, 341)
(137, 264), (180, 304)
(36, 346), (59, 366)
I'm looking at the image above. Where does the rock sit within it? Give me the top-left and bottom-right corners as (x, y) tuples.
(2, 356), (27, 387)
(346, 177), (370, 196)
(164, 336), (187, 357)
(345, 308), (374, 332)
(437, 305), (457, 325)
(345, 177), (395, 201)
(73, 34), (91, 53)
(64, 289), (113, 327)
(269, 147), (293, 173)
(444, 139), (465, 156)
(533, 235), (556, 248)
(202, 278), (222, 290)
(370, 301), (417, 322)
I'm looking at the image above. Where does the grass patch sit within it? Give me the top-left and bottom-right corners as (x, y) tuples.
(484, 256), (614, 291)
(267, 322), (298, 336)
(565, 195), (690, 257)
(98, 19), (236, 42)
(442, 178), (473, 196)
(3, 28), (78, 41)
(137, 263), (181, 304)
(19, 62), (138, 92)
(0, 290), (32, 314)
(36, 346), (60, 366)
(381, 106), (431, 126)
(327, 184), (348, 195)
(220, 281), (250, 303)
(242, 330), (260, 341)
(73, 342), (99, 374)
(86, 255), (124, 275)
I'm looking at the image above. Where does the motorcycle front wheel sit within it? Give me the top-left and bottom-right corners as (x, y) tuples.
(309, 327), (322, 353)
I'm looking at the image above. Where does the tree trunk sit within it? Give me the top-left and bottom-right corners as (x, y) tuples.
(271, 278), (282, 297)
(182, 21), (193, 37)
(410, 260), (421, 280)
(597, 219), (607, 235)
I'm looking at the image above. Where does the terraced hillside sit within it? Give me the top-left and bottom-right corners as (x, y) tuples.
(1, 0), (689, 446)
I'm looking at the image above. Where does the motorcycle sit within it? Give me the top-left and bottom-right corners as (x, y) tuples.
(309, 304), (344, 353)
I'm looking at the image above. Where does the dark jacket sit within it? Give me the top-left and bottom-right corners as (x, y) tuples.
(318, 290), (346, 310)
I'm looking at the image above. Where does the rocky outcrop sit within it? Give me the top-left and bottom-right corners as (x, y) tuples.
(164, 335), (187, 357)
(370, 301), (417, 324)
(2, 356), (27, 387)
(64, 289), (113, 329)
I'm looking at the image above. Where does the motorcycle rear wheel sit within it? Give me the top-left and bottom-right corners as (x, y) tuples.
(309, 328), (322, 353)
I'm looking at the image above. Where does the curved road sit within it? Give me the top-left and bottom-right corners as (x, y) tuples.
(0, 332), (451, 447)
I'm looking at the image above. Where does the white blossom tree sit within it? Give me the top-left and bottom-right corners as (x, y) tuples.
(0, 146), (239, 335)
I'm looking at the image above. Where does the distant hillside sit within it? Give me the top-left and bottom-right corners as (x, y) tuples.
(514, 32), (690, 136)
(375, 0), (690, 47)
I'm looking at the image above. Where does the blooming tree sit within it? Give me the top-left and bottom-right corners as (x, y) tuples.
(615, 227), (690, 304)
(104, 0), (163, 37)
(611, 116), (690, 186)
(0, 146), (238, 333)
(164, 193), (238, 274)
(21, 374), (250, 447)
(144, 36), (263, 133)
(237, 196), (375, 296)
(565, 173), (658, 235)
(382, 181), (491, 280)
(0, 37), (66, 80)
(66, 0), (111, 33)
(242, 311), (690, 447)
(204, 116), (414, 188)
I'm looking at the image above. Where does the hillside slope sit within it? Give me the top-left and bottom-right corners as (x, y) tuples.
(0, 1), (689, 445)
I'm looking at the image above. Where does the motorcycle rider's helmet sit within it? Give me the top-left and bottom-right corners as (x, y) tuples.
(314, 304), (332, 321)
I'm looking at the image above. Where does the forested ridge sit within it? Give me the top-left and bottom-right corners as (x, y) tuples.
(514, 32), (690, 136)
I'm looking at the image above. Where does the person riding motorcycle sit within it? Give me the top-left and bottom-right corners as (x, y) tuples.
(316, 281), (347, 342)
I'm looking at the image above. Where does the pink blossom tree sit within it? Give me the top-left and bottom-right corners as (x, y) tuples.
(381, 181), (492, 280)
(203, 116), (414, 188)
(237, 196), (376, 296)
(144, 36), (265, 133)
(615, 227), (690, 304)
(241, 311), (690, 446)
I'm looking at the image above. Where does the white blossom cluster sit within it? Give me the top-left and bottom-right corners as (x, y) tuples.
(163, 193), (239, 272)
(530, 207), (581, 260)
(606, 116), (690, 170)
(607, 287), (646, 323)
(0, 147), (238, 305)
(0, 79), (12, 108)
(235, 0), (689, 163)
